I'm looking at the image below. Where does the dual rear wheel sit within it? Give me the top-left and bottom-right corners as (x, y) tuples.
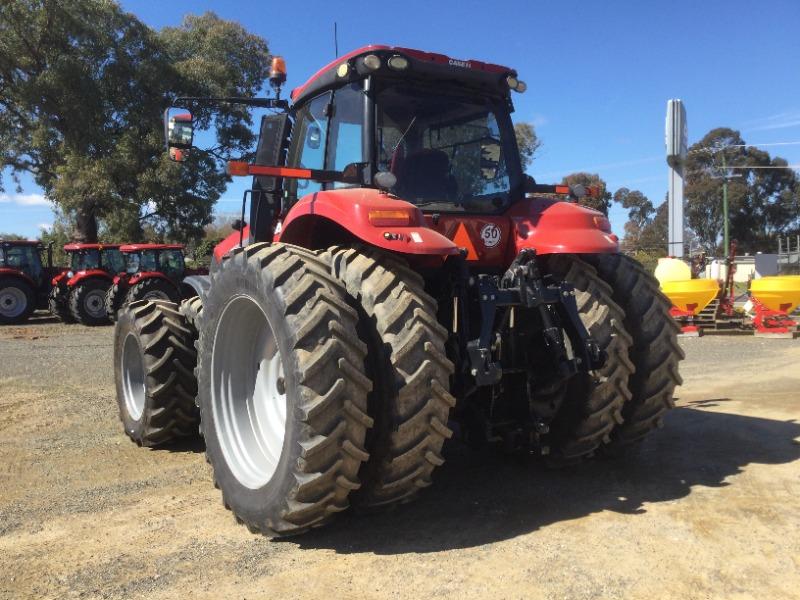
(113, 244), (681, 536)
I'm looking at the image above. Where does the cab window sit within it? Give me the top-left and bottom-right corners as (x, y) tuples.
(103, 249), (125, 273)
(287, 92), (331, 197)
(159, 250), (185, 279)
(326, 83), (364, 188)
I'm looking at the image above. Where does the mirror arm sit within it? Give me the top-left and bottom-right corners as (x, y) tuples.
(174, 97), (289, 111)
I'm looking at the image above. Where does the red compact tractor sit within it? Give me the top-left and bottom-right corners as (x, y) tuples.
(0, 239), (57, 324)
(105, 244), (207, 322)
(114, 47), (683, 536)
(49, 243), (126, 325)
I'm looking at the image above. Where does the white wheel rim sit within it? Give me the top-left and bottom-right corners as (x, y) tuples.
(211, 295), (287, 489)
(122, 333), (146, 420)
(84, 289), (107, 318)
(0, 287), (26, 318)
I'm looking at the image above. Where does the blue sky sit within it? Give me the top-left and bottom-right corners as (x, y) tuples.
(3, 0), (799, 239)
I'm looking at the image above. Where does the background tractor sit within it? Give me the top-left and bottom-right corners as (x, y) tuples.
(105, 243), (207, 322)
(49, 243), (125, 325)
(0, 239), (56, 325)
(114, 46), (683, 537)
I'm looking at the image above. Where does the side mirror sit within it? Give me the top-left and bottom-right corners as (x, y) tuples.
(231, 218), (247, 232)
(306, 124), (322, 150)
(164, 107), (194, 161)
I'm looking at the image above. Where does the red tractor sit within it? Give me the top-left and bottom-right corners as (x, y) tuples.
(105, 243), (207, 322)
(114, 47), (683, 536)
(0, 239), (56, 324)
(49, 243), (126, 325)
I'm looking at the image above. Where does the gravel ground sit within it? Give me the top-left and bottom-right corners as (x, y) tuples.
(1, 314), (799, 599)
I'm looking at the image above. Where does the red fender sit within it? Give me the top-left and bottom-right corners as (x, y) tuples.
(51, 269), (70, 286)
(214, 226), (251, 263)
(128, 271), (175, 287)
(508, 197), (619, 256)
(67, 270), (113, 287)
(276, 189), (458, 257)
(0, 267), (36, 288)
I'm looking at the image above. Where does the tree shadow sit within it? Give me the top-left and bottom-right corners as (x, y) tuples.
(288, 405), (800, 554)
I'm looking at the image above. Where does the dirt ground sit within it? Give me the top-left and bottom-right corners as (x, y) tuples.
(1, 314), (798, 600)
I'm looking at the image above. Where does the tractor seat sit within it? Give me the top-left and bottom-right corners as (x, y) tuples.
(395, 149), (457, 201)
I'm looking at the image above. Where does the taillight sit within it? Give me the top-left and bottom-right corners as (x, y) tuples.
(368, 209), (413, 227)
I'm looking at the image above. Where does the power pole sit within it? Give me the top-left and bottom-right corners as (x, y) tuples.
(721, 152), (729, 253)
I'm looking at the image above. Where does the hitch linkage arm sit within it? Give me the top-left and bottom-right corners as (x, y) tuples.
(466, 249), (604, 386)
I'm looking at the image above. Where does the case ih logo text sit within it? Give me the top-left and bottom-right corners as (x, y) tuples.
(480, 224), (502, 248)
(448, 59), (472, 69)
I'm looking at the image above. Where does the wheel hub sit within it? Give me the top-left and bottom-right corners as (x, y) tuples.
(0, 287), (26, 318)
(121, 333), (146, 421)
(211, 295), (287, 489)
(84, 290), (107, 318)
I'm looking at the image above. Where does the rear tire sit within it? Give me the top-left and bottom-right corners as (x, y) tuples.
(104, 281), (126, 323)
(0, 277), (34, 325)
(540, 255), (635, 465)
(69, 279), (111, 325)
(126, 277), (180, 306)
(49, 288), (74, 323)
(196, 243), (373, 536)
(113, 300), (200, 446)
(326, 246), (456, 509)
(586, 253), (684, 450)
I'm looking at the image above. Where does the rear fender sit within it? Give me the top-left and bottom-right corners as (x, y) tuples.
(128, 272), (174, 287)
(276, 189), (459, 257)
(213, 225), (250, 263)
(67, 270), (113, 287)
(0, 268), (36, 288)
(508, 197), (620, 256)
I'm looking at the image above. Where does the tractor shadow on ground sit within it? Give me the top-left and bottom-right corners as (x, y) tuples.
(291, 404), (800, 554)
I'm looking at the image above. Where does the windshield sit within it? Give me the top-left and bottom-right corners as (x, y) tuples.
(376, 85), (514, 212)
(125, 251), (157, 273)
(103, 249), (125, 273)
(71, 250), (101, 271)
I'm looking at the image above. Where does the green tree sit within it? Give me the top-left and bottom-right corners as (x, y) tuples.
(614, 187), (655, 252)
(685, 128), (800, 254)
(514, 122), (542, 170)
(561, 172), (612, 214)
(0, 2), (270, 243)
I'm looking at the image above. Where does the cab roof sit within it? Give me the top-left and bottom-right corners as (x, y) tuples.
(63, 243), (121, 251)
(120, 243), (184, 252)
(291, 45), (515, 105)
(0, 239), (41, 246)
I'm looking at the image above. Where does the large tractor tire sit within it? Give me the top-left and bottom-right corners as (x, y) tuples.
(0, 276), (35, 325)
(126, 277), (181, 305)
(325, 246), (456, 509)
(69, 279), (111, 325)
(586, 253), (684, 450)
(196, 243), (372, 536)
(113, 300), (200, 446)
(48, 288), (74, 323)
(104, 281), (126, 323)
(540, 254), (635, 465)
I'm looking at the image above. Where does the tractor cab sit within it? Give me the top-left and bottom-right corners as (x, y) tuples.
(120, 244), (185, 281)
(167, 46), (609, 267)
(0, 240), (48, 286)
(58, 243), (125, 280)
